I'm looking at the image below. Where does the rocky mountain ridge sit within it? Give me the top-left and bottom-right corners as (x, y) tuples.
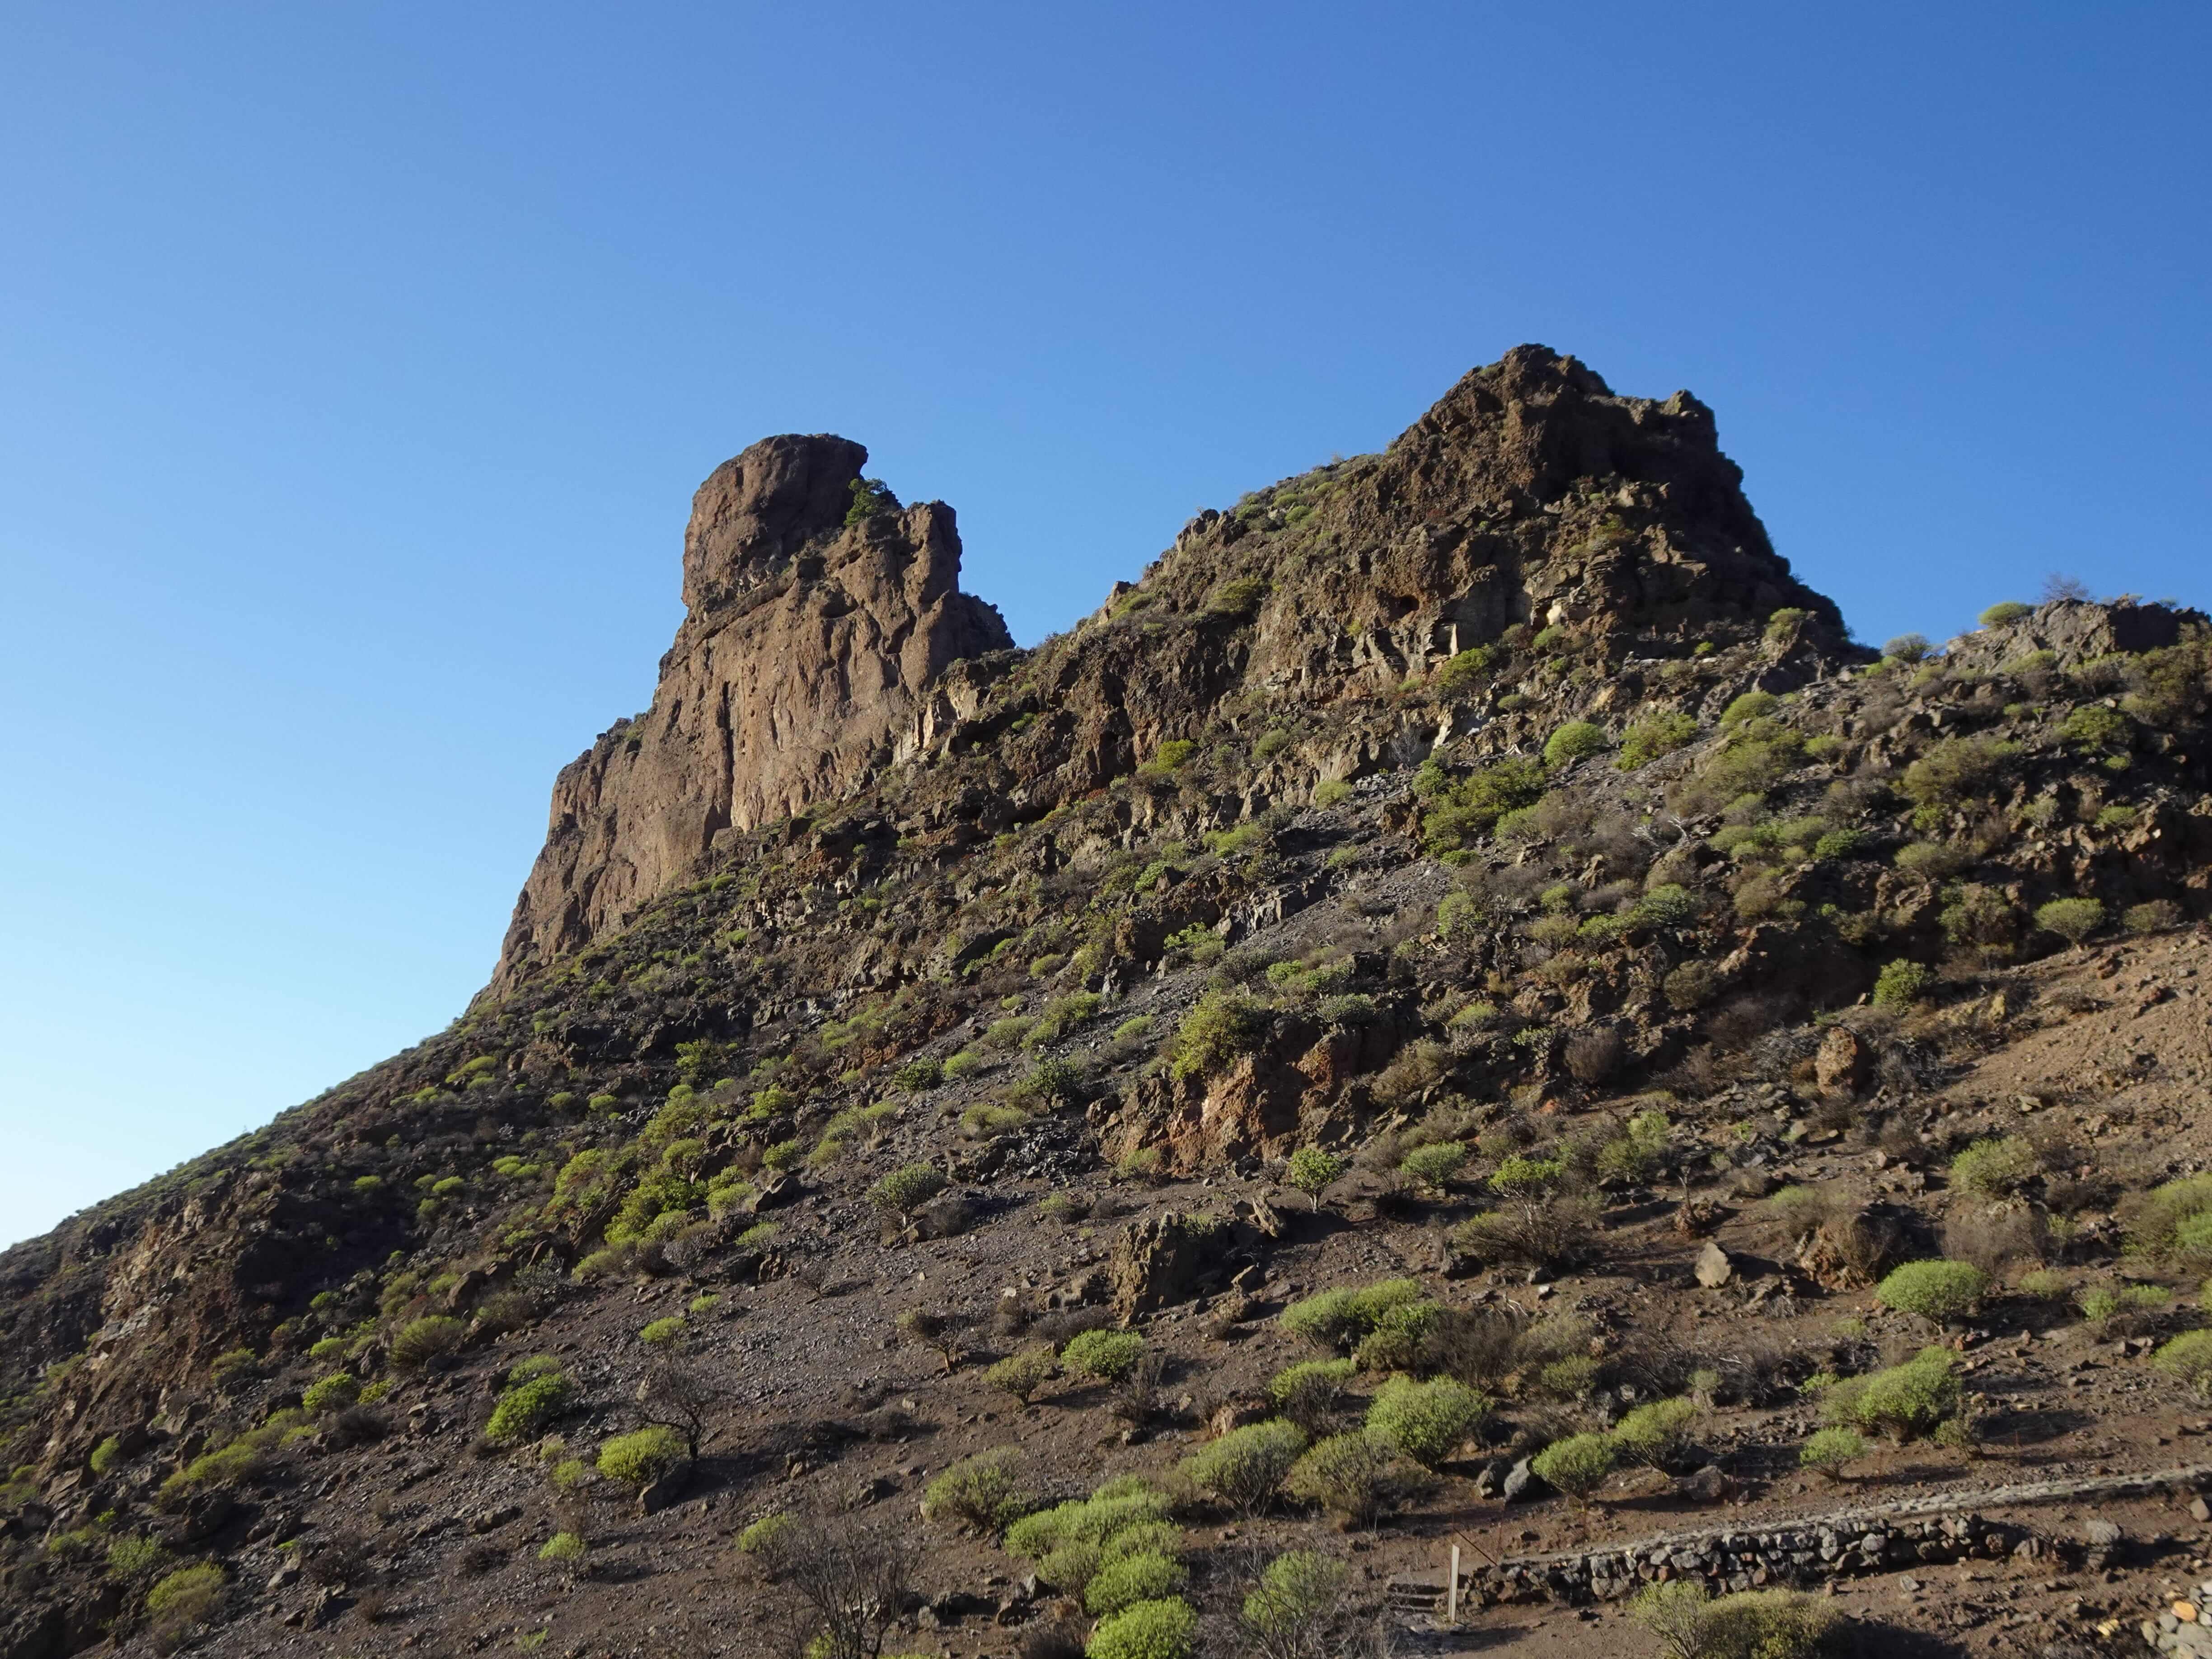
(5, 347), (2212, 1659)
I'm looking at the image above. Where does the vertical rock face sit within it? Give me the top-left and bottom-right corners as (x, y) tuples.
(490, 435), (1010, 994)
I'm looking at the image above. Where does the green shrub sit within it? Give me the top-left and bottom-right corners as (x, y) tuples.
(1311, 778), (1354, 808)
(2035, 897), (2104, 947)
(1979, 601), (2031, 628)
(1419, 758), (1548, 853)
(1530, 1432), (1616, 1505)
(1798, 1426), (1865, 1479)
(1635, 1581), (1838, 1659)
(1432, 645), (1499, 695)
(867, 1163), (947, 1216)
(845, 475), (897, 525)
(2126, 1174), (2212, 1261)
(1609, 1397), (1700, 1469)
(1168, 989), (1268, 1079)
(736, 1511), (792, 1561)
(106, 1533), (170, 1579)
(891, 1057), (942, 1092)
(487, 1372), (574, 1445)
(2154, 1331), (2212, 1400)
(2060, 704), (2134, 755)
(1285, 1430), (1411, 1527)
(538, 1531), (586, 1563)
(1822, 1347), (1960, 1442)
(1279, 1278), (1425, 1352)
(1364, 1376), (1486, 1469)
(639, 1316), (684, 1346)
(596, 1425), (687, 1488)
(1875, 1260), (1990, 1325)
(1871, 959), (1932, 1009)
(986, 1347), (1057, 1404)
(1900, 736), (2018, 808)
(1086, 1597), (1197, 1659)
(1004, 1482), (1171, 1563)
(1085, 1551), (1188, 1617)
(1398, 1141), (1467, 1190)
(1267, 1359), (1358, 1428)
(145, 1561), (225, 1626)
(1240, 1551), (1349, 1648)
(300, 1373), (359, 1414)
(1720, 690), (1778, 726)
(390, 1314), (466, 1371)
(1139, 739), (1198, 776)
(1543, 721), (1608, 768)
(1061, 1328), (1147, 1382)
(1350, 1300), (1441, 1374)
(89, 1434), (124, 1476)
(1948, 1135), (2041, 1197)
(1178, 1420), (1307, 1515)
(2127, 899), (2185, 934)
(1617, 711), (1699, 770)
(1284, 1146), (1342, 1207)
(924, 1448), (1032, 1534)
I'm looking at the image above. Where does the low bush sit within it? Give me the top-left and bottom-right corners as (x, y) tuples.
(1617, 712), (1699, 770)
(1350, 1299), (1442, 1374)
(1871, 959), (1932, 1009)
(538, 1531), (586, 1563)
(390, 1314), (466, 1372)
(300, 1372), (359, 1415)
(1799, 1426), (1865, 1479)
(1530, 1432), (1615, 1505)
(1634, 1581), (1837, 1659)
(2123, 1173), (2212, 1260)
(1822, 1347), (1960, 1443)
(487, 1371), (574, 1445)
(1609, 1397), (1700, 1470)
(737, 1512), (793, 1563)
(1543, 721), (1608, 768)
(1178, 1420), (1307, 1516)
(1398, 1141), (1468, 1190)
(1364, 1376), (1486, 1469)
(145, 1561), (226, 1626)
(1874, 1259), (1990, 1326)
(1948, 1136), (2041, 1197)
(1267, 1359), (1357, 1430)
(924, 1448), (1032, 1535)
(2155, 1331), (2212, 1401)
(868, 1163), (947, 1216)
(1286, 1430), (1415, 1528)
(1061, 1328), (1147, 1382)
(986, 1347), (1057, 1404)
(1168, 989), (1268, 1080)
(1085, 1597), (1197, 1659)
(639, 1316), (685, 1346)
(1279, 1279), (1425, 1352)
(1084, 1551), (1187, 1618)
(596, 1425), (686, 1488)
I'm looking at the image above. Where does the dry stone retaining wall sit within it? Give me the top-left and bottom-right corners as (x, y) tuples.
(1390, 1464), (2212, 1612)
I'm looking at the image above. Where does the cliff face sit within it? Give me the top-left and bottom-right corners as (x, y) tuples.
(492, 347), (1832, 992)
(490, 435), (1011, 994)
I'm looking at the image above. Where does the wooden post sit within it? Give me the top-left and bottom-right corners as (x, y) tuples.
(1448, 1543), (1461, 1624)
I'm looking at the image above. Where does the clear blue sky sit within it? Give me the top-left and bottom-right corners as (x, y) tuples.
(3, 3), (2207, 1244)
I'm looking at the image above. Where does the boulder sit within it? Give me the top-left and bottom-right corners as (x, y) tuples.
(1109, 1212), (1231, 1321)
(1695, 1242), (1735, 1288)
(1814, 1026), (1869, 1093)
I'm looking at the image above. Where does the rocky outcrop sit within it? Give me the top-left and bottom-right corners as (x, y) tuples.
(490, 436), (1010, 993)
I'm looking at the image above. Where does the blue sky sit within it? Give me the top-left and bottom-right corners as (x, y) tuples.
(3, 3), (2207, 1244)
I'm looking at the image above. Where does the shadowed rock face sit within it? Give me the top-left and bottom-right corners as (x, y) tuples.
(490, 434), (1011, 994)
(492, 347), (1838, 993)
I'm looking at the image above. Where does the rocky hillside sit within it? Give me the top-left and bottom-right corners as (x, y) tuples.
(5, 347), (2212, 1659)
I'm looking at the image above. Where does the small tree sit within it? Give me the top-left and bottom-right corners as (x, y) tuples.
(895, 1306), (968, 1373)
(635, 1358), (718, 1459)
(1284, 1147), (1342, 1210)
(776, 1514), (919, 1659)
(2035, 897), (2105, 949)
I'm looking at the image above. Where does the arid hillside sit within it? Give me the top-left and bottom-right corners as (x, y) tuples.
(5, 347), (2212, 1659)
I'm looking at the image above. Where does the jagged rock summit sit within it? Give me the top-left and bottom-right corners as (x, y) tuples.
(492, 434), (1012, 994)
(494, 346), (1839, 992)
